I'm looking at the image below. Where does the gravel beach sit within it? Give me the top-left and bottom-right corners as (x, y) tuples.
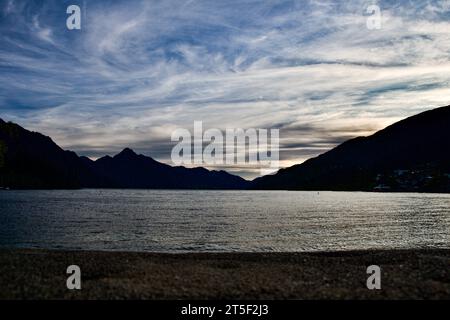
(0, 249), (449, 299)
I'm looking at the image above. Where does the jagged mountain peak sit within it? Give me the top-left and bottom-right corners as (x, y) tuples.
(0, 120), (248, 189)
(115, 147), (138, 158)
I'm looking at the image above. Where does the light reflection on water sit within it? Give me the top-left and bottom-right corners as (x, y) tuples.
(0, 189), (449, 252)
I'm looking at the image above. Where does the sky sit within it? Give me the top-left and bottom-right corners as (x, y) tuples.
(1, 0), (450, 179)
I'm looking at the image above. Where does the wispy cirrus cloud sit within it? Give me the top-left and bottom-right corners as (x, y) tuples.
(1, 0), (450, 178)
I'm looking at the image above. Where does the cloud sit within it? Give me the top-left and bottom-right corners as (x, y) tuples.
(32, 15), (54, 43)
(1, 0), (450, 178)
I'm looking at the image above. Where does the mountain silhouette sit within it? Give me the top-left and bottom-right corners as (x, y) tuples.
(0, 118), (107, 189)
(0, 119), (248, 189)
(2, 105), (450, 191)
(85, 147), (248, 189)
(251, 105), (450, 192)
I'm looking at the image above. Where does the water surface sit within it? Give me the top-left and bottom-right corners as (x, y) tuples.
(0, 190), (449, 252)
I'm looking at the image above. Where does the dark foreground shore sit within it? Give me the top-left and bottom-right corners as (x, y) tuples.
(0, 249), (449, 299)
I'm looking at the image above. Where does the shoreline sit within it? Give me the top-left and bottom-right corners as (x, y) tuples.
(2, 188), (450, 194)
(0, 248), (449, 299)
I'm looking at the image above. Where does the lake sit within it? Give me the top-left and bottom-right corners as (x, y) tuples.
(0, 190), (449, 252)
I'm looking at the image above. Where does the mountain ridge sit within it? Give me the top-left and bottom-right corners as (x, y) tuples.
(2, 104), (450, 192)
(251, 105), (450, 192)
(0, 119), (248, 189)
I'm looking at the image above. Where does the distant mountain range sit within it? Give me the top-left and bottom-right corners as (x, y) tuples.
(251, 105), (450, 192)
(1, 105), (450, 192)
(0, 119), (248, 189)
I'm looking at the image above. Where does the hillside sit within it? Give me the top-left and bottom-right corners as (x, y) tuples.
(0, 119), (248, 189)
(251, 106), (450, 192)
